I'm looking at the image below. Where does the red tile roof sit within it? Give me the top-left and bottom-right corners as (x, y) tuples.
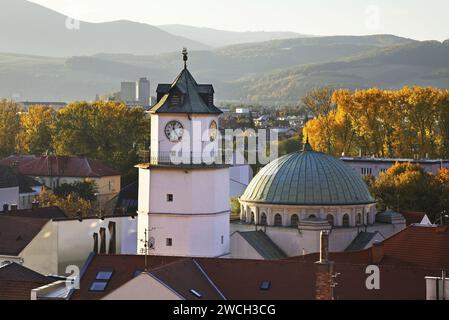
(0, 216), (49, 256)
(0, 155), (120, 178)
(400, 211), (428, 226)
(0, 263), (52, 300)
(292, 225), (449, 270)
(70, 253), (444, 300)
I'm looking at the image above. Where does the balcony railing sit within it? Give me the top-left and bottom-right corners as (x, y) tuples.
(139, 150), (234, 166)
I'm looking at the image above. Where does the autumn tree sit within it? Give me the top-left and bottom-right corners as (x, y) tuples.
(0, 100), (21, 157)
(17, 105), (56, 154)
(36, 187), (93, 218)
(370, 162), (440, 219)
(301, 87), (336, 153)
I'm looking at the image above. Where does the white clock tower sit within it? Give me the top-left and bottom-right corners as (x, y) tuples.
(137, 49), (230, 258)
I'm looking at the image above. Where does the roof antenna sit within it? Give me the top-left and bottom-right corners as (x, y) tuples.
(140, 228), (150, 272)
(182, 47), (188, 69)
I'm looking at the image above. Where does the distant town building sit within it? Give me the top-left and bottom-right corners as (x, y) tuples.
(120, 82), (137, 102)
(341, 157), (449, 177)
(235, 108), (250, 114)
(18, 101), (67, 110)
(136, 77), (150, 107)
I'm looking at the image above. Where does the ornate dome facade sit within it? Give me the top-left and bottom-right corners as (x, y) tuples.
(239, 143), (377, 229)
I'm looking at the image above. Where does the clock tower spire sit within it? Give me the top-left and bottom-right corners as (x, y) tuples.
(137, 52), (230, 258)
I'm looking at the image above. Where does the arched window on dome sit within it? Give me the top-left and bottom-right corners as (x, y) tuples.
(357, 213), (362, 225)
(260, 213), (267, 226)
(326, 215), (334, 227)
(251, 212), (255, 224)
(308, 214), (317, 219)
(343, 214), (350, 227)
(291, 215), (299, 228)
(274, 214), (282, 227)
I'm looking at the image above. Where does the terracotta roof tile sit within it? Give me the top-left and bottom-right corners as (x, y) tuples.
(0, 155), (119, 178)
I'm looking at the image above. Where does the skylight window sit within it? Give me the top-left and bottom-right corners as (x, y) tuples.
(260, 281), (271, 291)
(89, 281), (108, 292)
(96, 271), (113, 280)
(190, 289), (202, 299)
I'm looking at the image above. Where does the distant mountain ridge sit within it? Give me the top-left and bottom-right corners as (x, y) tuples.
(0, 0), (210, 57)
(1, 35), (447, 104)
(158, 24), (308, 47)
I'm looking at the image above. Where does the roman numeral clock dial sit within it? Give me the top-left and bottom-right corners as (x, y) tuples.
(165, 120), (184, 142)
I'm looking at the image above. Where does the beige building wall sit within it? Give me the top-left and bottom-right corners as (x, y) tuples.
(103, 273), (183, 300)
(19, 221), (58, 275)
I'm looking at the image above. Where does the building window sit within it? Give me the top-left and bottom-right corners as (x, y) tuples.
(357, 213), (362, 225)
(343, 214), (350, 227)
(221, 235), (224, 245)
(260, 213), (267, 226)
(309, 214), (317, 219)
(380, 168), (388, 174)
(361, 168), (372, 176)
(251, 212), (255, 224)
(274, 214), (282, 227)
(291, 214), (299, 227)
(327, 215), (334, 227)
(166, 194), (173, 202)
(166, 238), (173, 246)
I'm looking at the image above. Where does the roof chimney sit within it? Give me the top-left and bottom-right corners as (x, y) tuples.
(371, 241), (384, 264)
(315, 230), (334, 300)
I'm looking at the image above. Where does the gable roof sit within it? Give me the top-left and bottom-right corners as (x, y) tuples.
(237, 230), (287, 260)
(151, 68), (222, 115)
(400, 211), (429, 226)
(149, 259), (224, 300)
(0, 216), (49, 256)
(0, 263), (52, 300)
(0, 155), (120, 178)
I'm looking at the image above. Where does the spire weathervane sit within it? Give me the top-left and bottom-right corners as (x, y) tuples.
(182, 47), (188, 69)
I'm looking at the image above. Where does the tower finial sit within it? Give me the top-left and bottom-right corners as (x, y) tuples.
(182, 47), (188, 69)
(303, 129), (313, 152)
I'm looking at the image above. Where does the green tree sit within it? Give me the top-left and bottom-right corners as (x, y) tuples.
(53, 181), (98, 202)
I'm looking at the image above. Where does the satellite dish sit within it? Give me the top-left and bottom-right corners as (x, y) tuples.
(149, 237), (155, 249)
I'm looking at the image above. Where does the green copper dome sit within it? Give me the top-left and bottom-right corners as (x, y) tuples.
(241, 146), (375, 206)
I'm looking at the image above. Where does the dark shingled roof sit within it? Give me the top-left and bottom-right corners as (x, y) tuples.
(345, 231), (380, 252)
(151, 68), (222, 115)
(0, 263), (52, 300)
(237, 230), (287, 260)
(0, 216), (49, 255)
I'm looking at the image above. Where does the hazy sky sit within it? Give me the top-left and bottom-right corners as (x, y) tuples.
(29, 0), (449, 41)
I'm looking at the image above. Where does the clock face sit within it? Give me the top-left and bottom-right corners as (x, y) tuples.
(209, 120), (218, 141)
(165, 121), (184, 142)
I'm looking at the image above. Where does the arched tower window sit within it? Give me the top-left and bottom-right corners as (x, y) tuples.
(291, 214), (299, 227)
(251, 212), (255, 224)
(326, 215), (334, 227)
(308, 214), (317, 219)
(343, 214), (350, 227)
(260, 213), (267, 226)
(357, 213), (362, 225)
(274, 214), (282, 227)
